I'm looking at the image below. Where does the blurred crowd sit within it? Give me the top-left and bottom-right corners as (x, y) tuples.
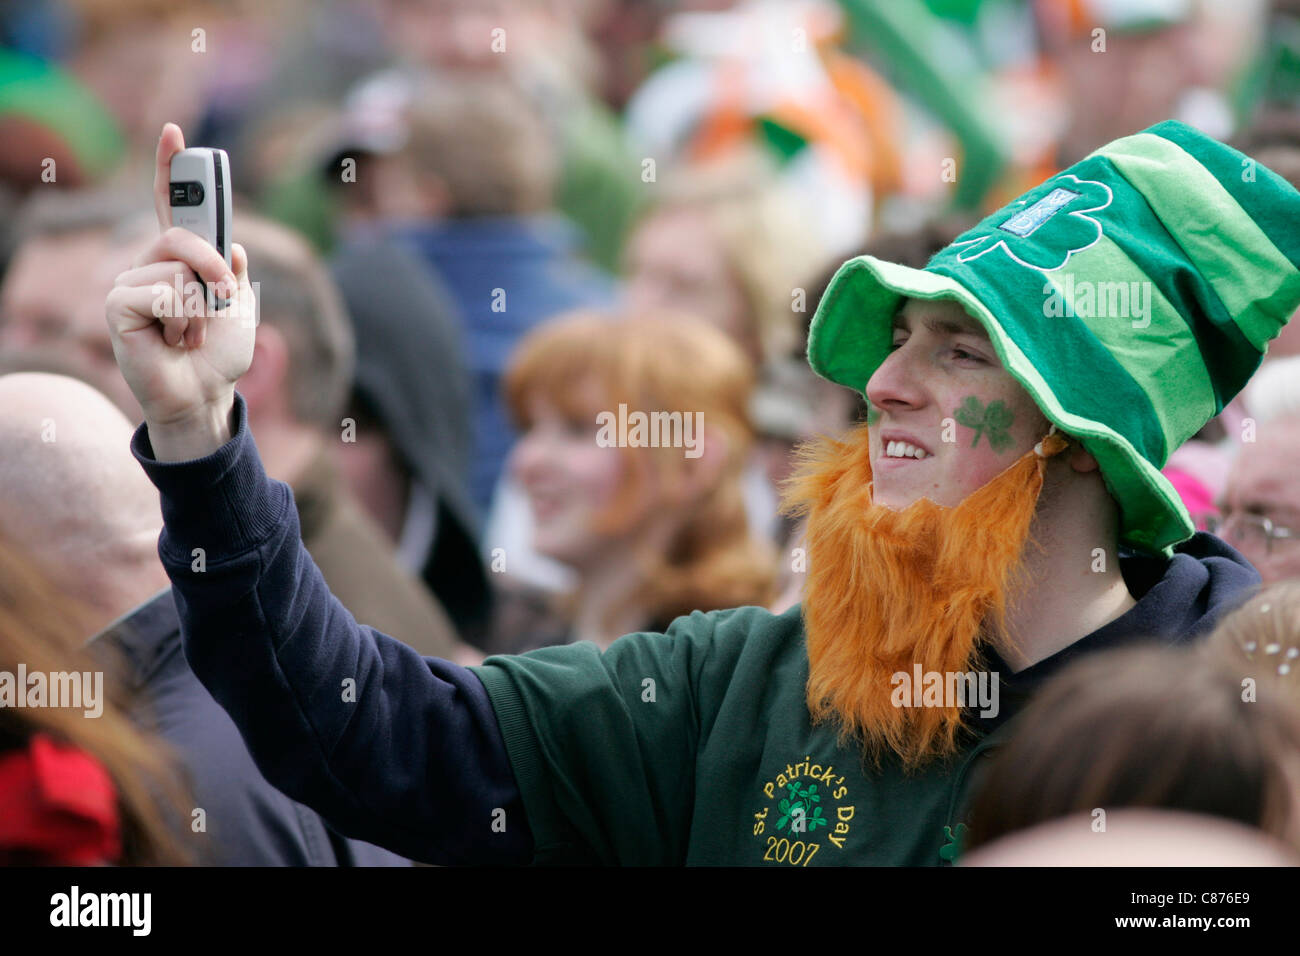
(4, 0), (1300, 866)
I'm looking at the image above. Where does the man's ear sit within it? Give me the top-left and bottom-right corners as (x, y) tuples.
(238, 323), (289, 415)
(1067, 438), (1100, 473)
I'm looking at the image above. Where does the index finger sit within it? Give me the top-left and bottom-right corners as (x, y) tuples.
(135, 228), (236, 290)
(153, 123), (187, 232)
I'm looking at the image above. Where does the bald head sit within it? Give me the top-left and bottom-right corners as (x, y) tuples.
(961, 810), (1300, 866)
(0, 373), (167, 626)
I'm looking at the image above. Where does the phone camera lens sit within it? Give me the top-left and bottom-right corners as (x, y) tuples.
(187, 183), (204, 204)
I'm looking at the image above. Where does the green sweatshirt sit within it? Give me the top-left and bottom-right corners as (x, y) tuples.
(474, 603), (992, 866)
(475, 521), (1256, 867)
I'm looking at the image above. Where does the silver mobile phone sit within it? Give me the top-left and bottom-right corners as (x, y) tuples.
(169, 147), (232, 308)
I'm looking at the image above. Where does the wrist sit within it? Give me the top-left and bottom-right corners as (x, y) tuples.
(146, 394), (236, 462)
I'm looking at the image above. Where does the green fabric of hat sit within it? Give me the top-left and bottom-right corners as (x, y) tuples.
(809, 120), (1300, 556)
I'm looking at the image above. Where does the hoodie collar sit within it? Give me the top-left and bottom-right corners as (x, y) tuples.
(975, 532), (1259, 733)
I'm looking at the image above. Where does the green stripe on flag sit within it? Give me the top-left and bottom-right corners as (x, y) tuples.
(1095, 132), (1300, 351)
(757, 118), (809, 164)
(1043, 235), (1216, 450)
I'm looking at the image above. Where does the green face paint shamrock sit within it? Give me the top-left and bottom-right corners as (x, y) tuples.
(941, 175), (1112, 274)
(954, 396), (1015, 452)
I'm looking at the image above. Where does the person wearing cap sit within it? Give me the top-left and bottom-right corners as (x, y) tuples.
(104, 120), (1298, 865)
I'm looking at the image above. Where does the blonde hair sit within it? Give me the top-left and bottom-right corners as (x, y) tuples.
(504, 311), (777, 626)
(1206, 583), (1300, 688)
(405, 73), (557, 217)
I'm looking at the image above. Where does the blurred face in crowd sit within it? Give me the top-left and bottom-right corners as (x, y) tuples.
(334, 403), (411, 546)
(1054, 24), (1197, 162)
(865, 298), (1051, 511)
(587, 0), (671, 109)
(1219, 418), (1300, 584)
(624, 207), (758, 362)
(70, 21), (207, 154)
(379, 0), (551, 70)
(510, 380), (645, 570)
(0, 230), (144, 421)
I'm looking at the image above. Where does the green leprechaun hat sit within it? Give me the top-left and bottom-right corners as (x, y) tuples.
(809, 120), (1300, 556)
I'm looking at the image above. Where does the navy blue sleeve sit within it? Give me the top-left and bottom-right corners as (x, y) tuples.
(130, 392), (532, 865)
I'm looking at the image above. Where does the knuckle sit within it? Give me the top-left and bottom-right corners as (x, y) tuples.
(161, 227), (192, 252)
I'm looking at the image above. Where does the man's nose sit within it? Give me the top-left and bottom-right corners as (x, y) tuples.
(865, 341), (927, 412)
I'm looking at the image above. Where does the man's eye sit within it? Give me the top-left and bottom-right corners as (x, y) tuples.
(952, 348), (985, 363)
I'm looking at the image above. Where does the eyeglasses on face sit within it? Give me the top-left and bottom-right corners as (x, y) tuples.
(1204, 512), (1299, 556)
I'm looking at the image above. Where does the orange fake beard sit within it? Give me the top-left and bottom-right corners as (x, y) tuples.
(780, 420), (1063, 771)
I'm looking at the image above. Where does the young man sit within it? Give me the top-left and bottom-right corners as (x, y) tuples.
(105, 121), (1299, 865)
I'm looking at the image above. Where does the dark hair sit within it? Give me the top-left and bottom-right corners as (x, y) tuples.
(234, 213), (355, 431)
(963, 644), (1300, 853)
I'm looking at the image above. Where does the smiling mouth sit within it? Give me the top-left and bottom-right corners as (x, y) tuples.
(883, 440), (932, 460)
(528, 494), (568, 519)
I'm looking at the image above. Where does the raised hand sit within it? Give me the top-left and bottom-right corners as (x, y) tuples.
(105, 123), (256, 460)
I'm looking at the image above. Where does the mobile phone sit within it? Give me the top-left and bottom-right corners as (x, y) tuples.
(169, 147), (232, 309)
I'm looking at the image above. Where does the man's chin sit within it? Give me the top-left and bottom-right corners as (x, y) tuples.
(869, 488), (935, 512)
(870, 470), (967, 512)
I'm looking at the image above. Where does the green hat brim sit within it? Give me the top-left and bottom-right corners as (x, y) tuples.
(809, 255), (1193, 556)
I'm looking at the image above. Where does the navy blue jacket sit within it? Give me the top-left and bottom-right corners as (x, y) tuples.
(391, 215), (617, 516)
(131, 392), (1260, 865)
(93, 590), (410, 866)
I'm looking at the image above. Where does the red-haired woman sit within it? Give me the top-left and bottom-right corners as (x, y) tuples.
(486, 311), (778, 652)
